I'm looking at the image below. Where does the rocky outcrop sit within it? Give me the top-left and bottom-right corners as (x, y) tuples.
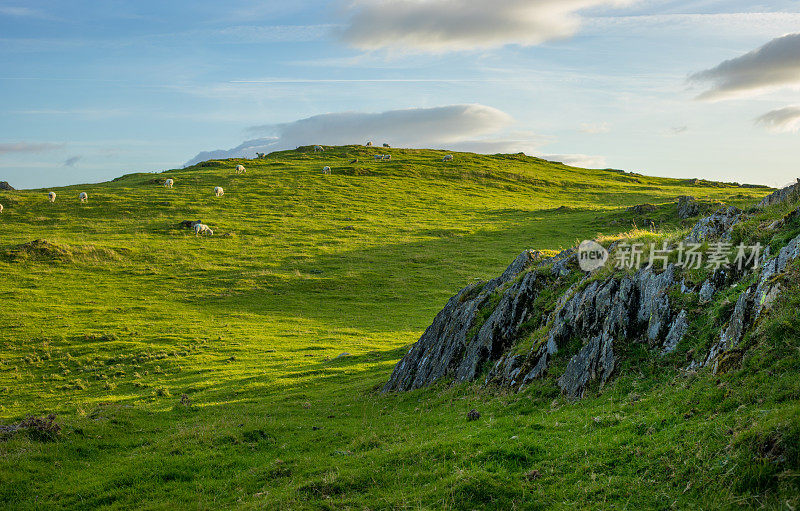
(677, 196), (701, 219)
(0, 181), (14, 191)
(384, 186), (800, 398)
(627, 203), (657, 214)
(382, 250), (555, 392)
(685, 206), (741, 243)
(757, 179), (798, 209)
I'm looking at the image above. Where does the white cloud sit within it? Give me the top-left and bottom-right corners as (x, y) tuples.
(338, 0), (633, 53)
(186, 104), (514, 164)
(690, 33), (800, 101)
(755, 106), (800, 133)
(184, 104), (605, 169)
(0, 142), (63, 155)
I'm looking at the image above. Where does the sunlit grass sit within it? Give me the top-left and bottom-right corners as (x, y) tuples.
(2, 146), (794, 508)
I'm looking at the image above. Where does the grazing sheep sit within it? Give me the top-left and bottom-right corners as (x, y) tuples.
(0, 204), (3, 214)
(194, 223), (213, 236)
(374, 154), (391, 161)
(48, 192), (56, 203)
(365, 141), (372, 147)
(214, 186), (224, 197)
(255, 152), (265, 159)
(442, 154), (454, 162)
(322, 166), (331, 175)
(313, 145), (324, 152)
(179, 219), (202, 229)
(164, 179), (174, 188)
(236, 165), (246, 174)
(383, 143), (390, 148)
(78, 192), (88, 203)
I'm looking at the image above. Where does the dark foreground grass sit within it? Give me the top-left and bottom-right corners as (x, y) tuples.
(2, 146), (795, 509)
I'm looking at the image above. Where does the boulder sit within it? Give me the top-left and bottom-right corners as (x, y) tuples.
(627, 203), (657, 214)
(685, 206), (741, 243)
(677, 196), (701, 219)
(0, 181), (14, 191)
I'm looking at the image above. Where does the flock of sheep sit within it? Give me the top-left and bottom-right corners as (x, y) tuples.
(0, 147), (456, 225)
(313, 143), (454, 175)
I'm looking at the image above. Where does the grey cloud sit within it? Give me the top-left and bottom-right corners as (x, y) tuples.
(0, 142), (63, 155)
(690, 33), (800, 101)
(62, 155), (82, 167)
(755, 106), (800, 133)
(339, 0), (633, 52)
(185, 104), (514, 165)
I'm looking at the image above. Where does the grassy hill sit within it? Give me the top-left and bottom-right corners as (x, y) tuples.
(0, 146), (789, 509)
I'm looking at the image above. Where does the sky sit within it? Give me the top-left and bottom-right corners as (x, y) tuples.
(1, 0), (799, 189)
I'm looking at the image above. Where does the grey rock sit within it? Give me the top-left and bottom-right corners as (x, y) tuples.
(382, 249), (543, 392)
(558, 332), (615, 398)
(685, 206), (742, 243)
(705, 288), (752, 372)
(662, 310), (688, 354)
(0, 181), (14, 191)
(677, 196), (701, 219)
(699, 280), (715, 302)
(757, 179), (800, 209)
(627, 203), (657, 214)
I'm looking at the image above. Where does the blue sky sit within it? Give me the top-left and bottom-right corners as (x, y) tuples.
(1, 0), (799, 189)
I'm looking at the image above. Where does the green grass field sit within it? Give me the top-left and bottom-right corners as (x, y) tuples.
(2, 146), (798, 509)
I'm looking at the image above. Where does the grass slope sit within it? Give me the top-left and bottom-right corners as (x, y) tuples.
(1, 146), (792, 509)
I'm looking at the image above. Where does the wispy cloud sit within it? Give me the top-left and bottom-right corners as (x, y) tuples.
(585, 12), (800, 37)
(62, 155), (82, 167)
(756, 106), (800, 133)
(579, 122), (610, 134)
(690, 33), (800, 101)
(540, 153), (607, 168)
(210, 25), (335, 43)
(0, 142), (63, 155)
(665, 126), (688, 136)
(338, 0), (634, 53)
(0, 6), (45, 18)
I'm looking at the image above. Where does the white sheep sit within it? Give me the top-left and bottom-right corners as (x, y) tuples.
(48, 192), (56, 203)
(442, 154), (454, 162)
(194, 223), (213, 236)
(322, 166), (331, 175)
(214, 186), (224, 197)
(365, 141), (373, 147)
(78, 192), (88, 203)
(236, 165), (246, 174)
(313, 145), (324, 152)
(164, 179), (174, 188)
(0, 204), (3, 214)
